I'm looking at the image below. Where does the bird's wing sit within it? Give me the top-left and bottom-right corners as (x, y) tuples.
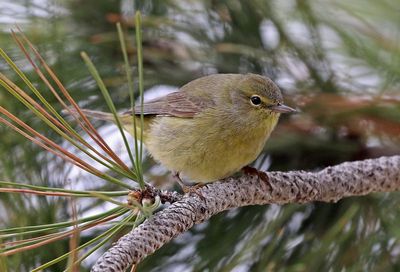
(125, 91), (214, 118)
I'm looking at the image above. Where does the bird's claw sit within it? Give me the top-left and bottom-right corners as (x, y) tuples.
(242, 166), (269, 182)
(173, 171), (206, 200)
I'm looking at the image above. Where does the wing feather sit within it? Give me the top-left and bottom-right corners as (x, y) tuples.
(125, 91), (213, 118)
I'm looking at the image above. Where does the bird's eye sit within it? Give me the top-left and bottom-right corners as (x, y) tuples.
(250, 95), (262, 106)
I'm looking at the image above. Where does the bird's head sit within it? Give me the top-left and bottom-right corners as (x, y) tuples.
(231, 74), (296, 125)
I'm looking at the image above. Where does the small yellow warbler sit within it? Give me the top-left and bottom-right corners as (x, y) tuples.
(78, 73), (296, 183)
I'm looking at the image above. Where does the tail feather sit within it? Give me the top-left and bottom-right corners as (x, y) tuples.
(63, 108), (115, 121)
(62, 107), (147, 139)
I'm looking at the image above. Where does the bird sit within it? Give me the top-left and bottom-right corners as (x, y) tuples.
(73, 73), (296, 187)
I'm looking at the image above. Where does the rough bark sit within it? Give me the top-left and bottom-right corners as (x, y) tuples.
(92, 155), (400, 272)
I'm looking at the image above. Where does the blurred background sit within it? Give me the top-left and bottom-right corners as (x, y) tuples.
(1, 0), (400, 271)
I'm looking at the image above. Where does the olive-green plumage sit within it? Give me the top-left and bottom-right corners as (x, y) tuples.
(79, 74), (295, 183)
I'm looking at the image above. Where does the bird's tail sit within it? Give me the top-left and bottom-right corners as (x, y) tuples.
(62, 107), (147, 139)
(63, 108), (130, 122)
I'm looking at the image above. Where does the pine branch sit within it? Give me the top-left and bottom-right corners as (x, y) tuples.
(92, 155), (400, 271)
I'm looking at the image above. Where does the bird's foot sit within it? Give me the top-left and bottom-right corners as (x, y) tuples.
(172, 172), (206, 200)
(241, 166), (269, 182)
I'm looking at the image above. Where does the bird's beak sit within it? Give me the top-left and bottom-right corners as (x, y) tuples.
(269, 103), (297, 113)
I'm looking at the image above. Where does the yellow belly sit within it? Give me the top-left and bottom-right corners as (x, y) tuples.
(143, 113), (278, 183)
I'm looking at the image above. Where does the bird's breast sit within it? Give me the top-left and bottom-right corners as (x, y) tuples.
(144, 113), (278, 182)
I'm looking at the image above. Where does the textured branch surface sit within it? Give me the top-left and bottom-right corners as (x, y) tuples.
(92, 156), (400, 272)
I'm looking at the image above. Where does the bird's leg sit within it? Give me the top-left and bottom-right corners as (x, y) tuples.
(172, 171), (205, 199)
(241, 166), (259, 176)
(241, 166), (269, 183)
(172, 171), (186, 190)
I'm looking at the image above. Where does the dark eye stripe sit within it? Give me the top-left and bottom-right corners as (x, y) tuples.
(250, 95), (262, 105)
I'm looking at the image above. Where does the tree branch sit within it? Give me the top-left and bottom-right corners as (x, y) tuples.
(92, 156), (400, 271)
